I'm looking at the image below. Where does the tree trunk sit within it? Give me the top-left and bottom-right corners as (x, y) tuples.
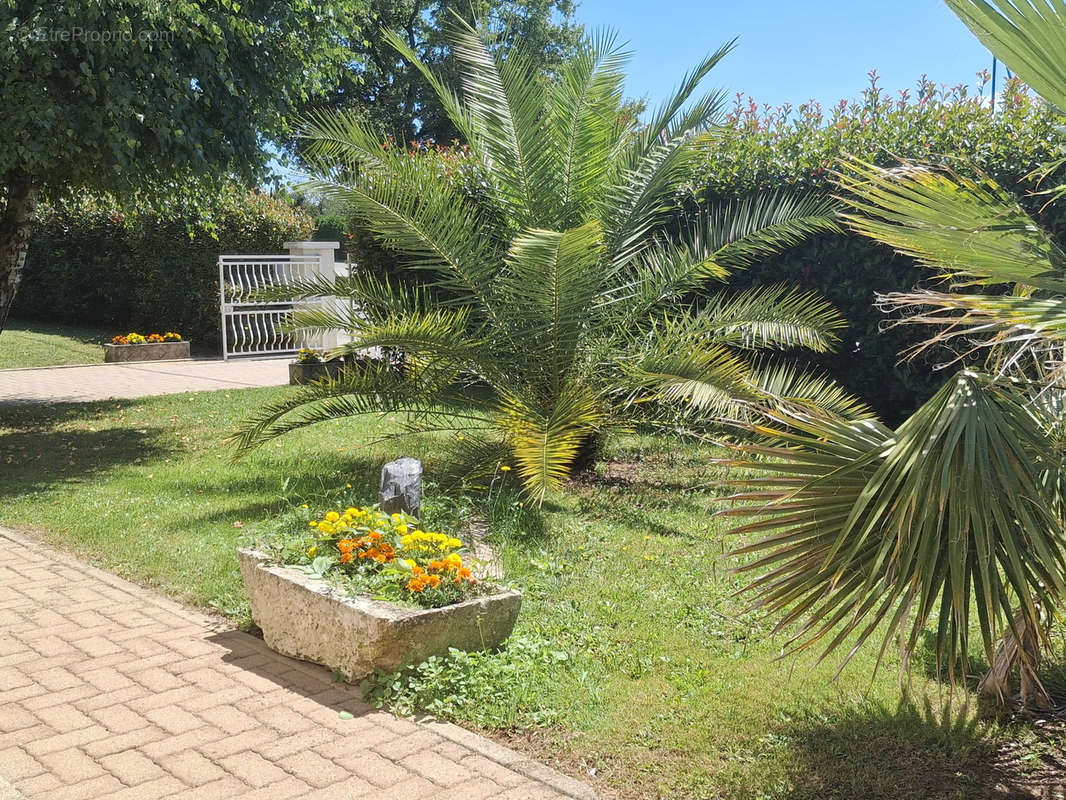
(570, 431), (603, 474)
(977, 605), (1052, 715)
(0, 171), (38, 334)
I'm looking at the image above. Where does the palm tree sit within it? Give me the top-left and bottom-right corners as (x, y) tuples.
(233, 21), (858, 500)
(721, 0), (1066, 708)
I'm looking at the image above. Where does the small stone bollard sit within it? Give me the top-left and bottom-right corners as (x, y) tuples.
(378, 457), (422, 517)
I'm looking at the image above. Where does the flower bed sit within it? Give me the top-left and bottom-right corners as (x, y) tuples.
(104, 332), (189, 362)
(240, 505), (520, 678)
(289, 349), (345, 384)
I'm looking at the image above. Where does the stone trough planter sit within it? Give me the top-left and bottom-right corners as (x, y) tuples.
(288, 361), (346, 385)
(104, 341), (191, 363)
(237, 547), (521, 679)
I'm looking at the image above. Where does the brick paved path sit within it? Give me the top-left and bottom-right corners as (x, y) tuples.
(0, 529), (597, 800)
(0, 360), (289, 405)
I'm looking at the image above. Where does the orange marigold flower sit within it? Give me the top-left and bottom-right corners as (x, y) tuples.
(407, 578), (426, 592)
(339, 552), (353, 564)
(425, 575), (441, 588)
(458, 567), (472, 579)
(338, 539), (355, 554)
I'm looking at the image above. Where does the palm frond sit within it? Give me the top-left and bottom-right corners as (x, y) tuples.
(445, 18), (555, 226)
(838, 160), (1066, 291)
(622, 319), (758, 414)
(230, 362), (469, 455)
(749, 360), (873, 420)
(497, 222), (606, 389)
(879, 289), (1066, 369)
(499, 383), (605, 502)
(946, 0), (1066, 112)
(705, 192), (842, 271)
(720, 371), (1066, 681)
(694, 284), (845, 353)
(616, 193), (841, 318)
(548, 29), (631, 225)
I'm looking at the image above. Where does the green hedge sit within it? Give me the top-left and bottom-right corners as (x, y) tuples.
(690, 76), (1066, 423)
(14, 185), (315, 352)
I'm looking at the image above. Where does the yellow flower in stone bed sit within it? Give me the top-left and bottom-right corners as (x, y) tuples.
(284, 503), (478, 608)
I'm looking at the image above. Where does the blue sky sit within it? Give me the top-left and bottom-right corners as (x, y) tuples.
(575, 0), (997, 111)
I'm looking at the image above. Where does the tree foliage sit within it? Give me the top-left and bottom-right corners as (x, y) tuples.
(0, 0), (359, 330)
(303, 0), (583, 145)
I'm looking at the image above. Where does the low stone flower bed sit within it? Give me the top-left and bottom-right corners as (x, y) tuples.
(104, 331), (189, 362)
(240, 501), (520, 678)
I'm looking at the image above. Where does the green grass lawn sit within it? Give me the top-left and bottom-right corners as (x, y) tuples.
(1, 386), (1062, 799)
(0, 318), (109, 368)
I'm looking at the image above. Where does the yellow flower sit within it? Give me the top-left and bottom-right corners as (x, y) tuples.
(500, 465), (511, 472)
(396, 524), (408, 535)
(300, 504), (308, 509)
(308, 546), (318, 557)
(346, 483), (352, 488)
(308, 521), (317, 527)
(324, 511), (340, 522)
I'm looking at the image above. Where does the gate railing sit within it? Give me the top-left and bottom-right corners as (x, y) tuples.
(219, 242), (341, 360)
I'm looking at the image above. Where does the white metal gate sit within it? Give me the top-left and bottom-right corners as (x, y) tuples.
(218, 254), (322, 359)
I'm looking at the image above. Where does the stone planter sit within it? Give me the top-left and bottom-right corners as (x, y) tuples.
(103, 341), (191, 362)
(288, 361), (346, 385)
(237, 548), (521, 678)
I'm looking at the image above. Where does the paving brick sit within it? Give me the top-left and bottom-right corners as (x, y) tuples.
(139, 726), (228, 760)
(166, 775), (256, 800)
(75, 684), (150, 712)
(0, 746), (44, 780)
(198, 727), (277, 760)
(327, 749), (410, 788)
(275, 750), (350, 789)
(33, 703), (96, 734)
(41, 773), (126, 800)
(399, 749), (474, 787)
(361, 776), (440, 800)
(162, 749), (228, 786)
(98, 748), (168, 784)
(23, 724), (109, 757)
(86, 702), (149, 734)
(143, 706), (203, 735)
(460, 753), (529, 788)
(37, 747), (106, 784)
(12, 770), (63, 796)
(83, 724), (169, 758)
(73, 635), (125, 658)
(133, 666), (187, 693)
(0, 704), (38, 733)
(195, 705), (259, 735)
(218, 751), (291, 788)
(95, 775), (186, 800)
(81, 666), (134, 693)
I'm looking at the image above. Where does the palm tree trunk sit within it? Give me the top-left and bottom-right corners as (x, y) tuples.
(570, 431), (603, 473)
(0, 171), (38, 334)
(977, 605), (1052, 714)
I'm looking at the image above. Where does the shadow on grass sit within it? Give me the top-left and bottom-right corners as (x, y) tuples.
(5, 317), (109, 345)
(781, 698), (1044, 800)
(0, 422), (171, 500)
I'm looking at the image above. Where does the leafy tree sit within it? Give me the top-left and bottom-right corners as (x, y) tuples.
(232, 21), (858, 500)
(722, 0), (1066, 710)
(309, 0), (583, 144)
(0, 0), (361, 332)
